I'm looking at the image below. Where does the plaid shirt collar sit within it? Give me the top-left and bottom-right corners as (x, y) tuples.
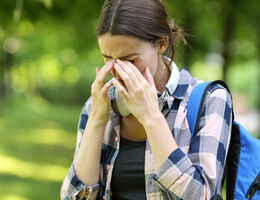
(158, 65), (193, 112)
(172, 68), (193, 99)
(159, 57), (192, 99)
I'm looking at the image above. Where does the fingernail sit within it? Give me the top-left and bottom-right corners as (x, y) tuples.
(107, 79), (112, 85)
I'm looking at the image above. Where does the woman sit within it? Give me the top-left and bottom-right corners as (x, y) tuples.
(61, 0), (232, 199)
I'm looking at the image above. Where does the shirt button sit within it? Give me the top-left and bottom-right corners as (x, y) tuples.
(107, 165), (111, 170)
(115, 136), (119, 142)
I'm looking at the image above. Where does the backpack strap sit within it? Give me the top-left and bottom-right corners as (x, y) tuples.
(187, 81), (212, 136)
(187, 80), (233, 137)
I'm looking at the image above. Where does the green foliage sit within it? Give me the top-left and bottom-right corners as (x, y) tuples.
(0, 0), (259, 107)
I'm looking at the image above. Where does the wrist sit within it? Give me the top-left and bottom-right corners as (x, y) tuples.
(89, 112), (109, 125)
(141, 110), (164, 128)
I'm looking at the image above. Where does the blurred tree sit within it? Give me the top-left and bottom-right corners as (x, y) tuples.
(221, 0), (238, 82)
(0, 52), (13, 101)
(0, 0), (259, 107)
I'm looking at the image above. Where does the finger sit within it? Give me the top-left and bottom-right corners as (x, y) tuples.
(97, 60), (112, 75)
(116, 59), (142, 83)
(119, 60), (146, 83)
(111, 78), (129, 99)
(97, 60), (115, 82)
(114, 63), (135, 91)
(96, 67), (101, 76)
(98, 60), (114, 76)
(145, 67), (156, 89)
(129, 62), (147, 83)
(100, 79), (113, 95)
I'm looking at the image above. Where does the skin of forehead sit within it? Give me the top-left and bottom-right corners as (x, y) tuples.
(98, 33), (154, 59)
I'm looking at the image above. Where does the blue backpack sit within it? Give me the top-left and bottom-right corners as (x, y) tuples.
(187, 80), (260, 200)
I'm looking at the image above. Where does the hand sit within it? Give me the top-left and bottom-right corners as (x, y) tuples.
(90, 60), (114, 123)
(111, 59), (160, 123)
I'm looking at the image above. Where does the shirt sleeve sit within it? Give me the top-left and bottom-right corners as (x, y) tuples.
(153, 86), (233, 200)
(60, 97), (100, 200)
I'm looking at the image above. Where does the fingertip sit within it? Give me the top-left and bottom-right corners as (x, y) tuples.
(145, 67), (150, 76)
(96, 67), (100, 74)
(146, 67), (150, 73)
(111, 78), (121, 89)
(111, 77), (117, 83)
(106, 79), (113, 85)
(101, 80), (113, 94)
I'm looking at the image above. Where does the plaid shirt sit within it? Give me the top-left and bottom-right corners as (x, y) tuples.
(61, 68), (232, 200)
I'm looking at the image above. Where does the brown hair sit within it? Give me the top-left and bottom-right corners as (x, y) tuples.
(96, 0), (185, 67)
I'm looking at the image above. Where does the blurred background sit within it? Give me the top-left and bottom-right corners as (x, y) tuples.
(0, 0), (259, 199)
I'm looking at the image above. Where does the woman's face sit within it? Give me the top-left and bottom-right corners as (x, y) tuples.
(98, 33), (162, 80)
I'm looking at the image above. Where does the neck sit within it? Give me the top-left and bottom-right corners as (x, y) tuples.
(153, 57), (171, 94)
(121, 114), (147, 141)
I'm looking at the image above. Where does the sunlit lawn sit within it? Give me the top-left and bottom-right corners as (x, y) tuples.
(0, 99), (82, 200)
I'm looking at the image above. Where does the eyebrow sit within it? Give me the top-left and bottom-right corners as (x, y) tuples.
(102, 53), (138, 60)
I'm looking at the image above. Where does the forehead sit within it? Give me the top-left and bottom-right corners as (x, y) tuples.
(98, 33), (152, 58)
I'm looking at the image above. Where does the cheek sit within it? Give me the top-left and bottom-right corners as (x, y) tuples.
(137, 60), (157, 76)
(133, 61), (146, 75)
(140, 52), (158, 76)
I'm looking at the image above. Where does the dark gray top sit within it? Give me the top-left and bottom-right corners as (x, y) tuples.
(111, 136), (146, 200)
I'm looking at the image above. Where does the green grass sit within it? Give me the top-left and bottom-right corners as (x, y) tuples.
(0, 100), (82, 200)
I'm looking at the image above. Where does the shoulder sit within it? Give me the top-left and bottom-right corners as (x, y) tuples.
(185, 79), (232, 107)
(204, 83), (233, 108)
(183, 79), (233, 126)
(192, 82), (233, 121)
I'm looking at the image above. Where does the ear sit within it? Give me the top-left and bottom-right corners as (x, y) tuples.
(156, 36), (169, 55)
